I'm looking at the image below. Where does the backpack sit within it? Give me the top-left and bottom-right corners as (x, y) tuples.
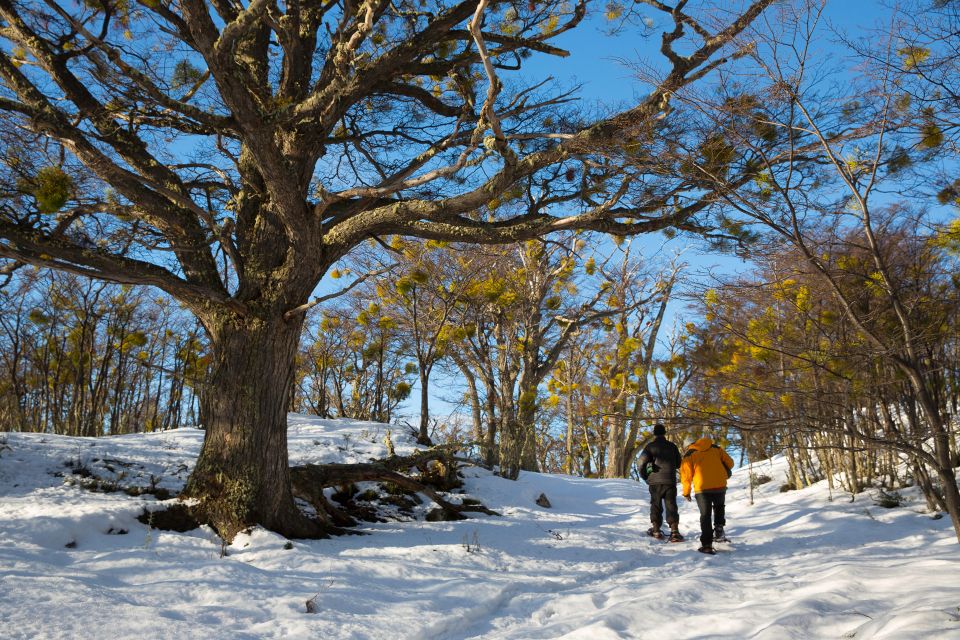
(712, 444), (733, 478)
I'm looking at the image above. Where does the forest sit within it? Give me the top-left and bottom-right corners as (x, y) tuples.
(1, 0), (959, 545)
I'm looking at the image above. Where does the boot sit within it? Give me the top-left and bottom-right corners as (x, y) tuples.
(697, 546), (716, 555)
(713, 526), (728, 542)
(647, 526), (664, 540)
(668, 525), (684, 543)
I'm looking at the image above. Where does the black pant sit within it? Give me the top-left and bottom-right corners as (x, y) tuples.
(649, 483), (679, 528)
(695, 490), (726, 547)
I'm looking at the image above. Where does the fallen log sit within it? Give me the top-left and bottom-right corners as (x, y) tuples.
(290, 446), (499, 526)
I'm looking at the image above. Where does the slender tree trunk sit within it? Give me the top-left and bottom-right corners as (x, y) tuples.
(182, 313), (326, 541)
(914, 460), (946, 512)
(905, 369), (960, 543)
(417, 365), (432, 445)
(605, 415), (626, 479)
(514, 373), (541, 474)
(565, 387), (575, 475)
(456, 360), (483, 450)
(935, 465), (960, 543)
(483, 375), (498, 468)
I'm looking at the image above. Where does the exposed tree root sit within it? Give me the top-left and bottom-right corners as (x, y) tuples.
(290, 445), (499, 527)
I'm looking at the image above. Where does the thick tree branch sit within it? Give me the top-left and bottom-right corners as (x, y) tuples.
(0, 220), (241, 313)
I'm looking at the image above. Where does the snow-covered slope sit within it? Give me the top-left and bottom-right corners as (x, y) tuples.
(0, 416), (958, 639)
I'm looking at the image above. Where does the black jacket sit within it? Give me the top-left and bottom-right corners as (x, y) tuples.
(638, 435), (681, 485)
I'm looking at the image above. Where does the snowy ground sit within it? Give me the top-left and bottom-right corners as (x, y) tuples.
(1, 416), (958, 639)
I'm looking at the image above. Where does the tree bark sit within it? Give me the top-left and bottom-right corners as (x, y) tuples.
(417, 366), (433, 445)
(182, 312), (327, 541)
(483, 374), (498, 468)
(461, 363), (483, 447)
(565, 386), (575, 475)
(903, 368), (960, 543)
(605, 415), (626, 479)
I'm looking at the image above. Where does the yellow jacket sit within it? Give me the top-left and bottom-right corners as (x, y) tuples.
(680, 437), (735, 497)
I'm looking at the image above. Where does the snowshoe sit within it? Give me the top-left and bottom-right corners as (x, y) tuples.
(647, 527), (665, 540)
(713, 527), (730, 543)
(668, 530), (684, 543)
(697, 546), (716, 555)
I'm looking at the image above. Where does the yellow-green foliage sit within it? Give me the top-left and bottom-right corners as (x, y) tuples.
(466, 273), (519, 307)
(894, 93), (912, 112)
(540, 14), (559, 34)
(25, 166), (74, 214)
(501, 7), (519, 36)
(919, 122), (944, 149)
(617, 337), (640, 359)
(699, 134), (736, 176)
(898, 45), (930, 70)
(794, 285), (811, 313)
(171, 59), (204, 91)
(395, 275), (416, 297)
(120, 331), (148, 353)
(745, 313), (776, 362)
(518, 389), (537, 412)
(320, 314), (341, 331)
(753, 119), (778, 143)
(931, 218), (960, 255)
(10, 45), (27, 67)
(865, 271), (887, 295)
(660, 353), (686, 381)
(936, 180), (960, 208)
(390, 381), (412, 400)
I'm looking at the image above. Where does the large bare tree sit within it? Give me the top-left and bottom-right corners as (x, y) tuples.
(0, 0), (773, 539)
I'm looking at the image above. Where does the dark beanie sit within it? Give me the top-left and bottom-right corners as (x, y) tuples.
(653, 423), (666, 436)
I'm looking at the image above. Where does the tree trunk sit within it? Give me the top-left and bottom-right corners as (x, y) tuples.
(564, 388), (575, 475)
(914, 460), (946, 512)
(906, 371), (960, 543)
(606, 409), (644, 479)
(182, 313), (326, 541)
(480, 372), (498, 468)
(935, 465), (960, 544)
(517, 377), (541, 473)
(461, 364), (483, 447)
(417, 366), (432, 445)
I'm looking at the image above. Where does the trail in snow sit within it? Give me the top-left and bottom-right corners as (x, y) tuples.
(0, 416), (958, 639)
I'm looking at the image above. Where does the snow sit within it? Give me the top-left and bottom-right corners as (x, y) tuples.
(1, 415), (958, 639)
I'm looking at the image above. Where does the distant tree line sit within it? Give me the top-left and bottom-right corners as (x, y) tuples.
(291, 236), (690, 481)
(2, 234), (694, 487)
(0, 270), (205, 435)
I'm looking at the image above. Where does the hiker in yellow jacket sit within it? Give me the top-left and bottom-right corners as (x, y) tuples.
(680, 436), (734, 555)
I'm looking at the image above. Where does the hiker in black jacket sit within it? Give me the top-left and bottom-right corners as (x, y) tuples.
(637, 424), (684, 542)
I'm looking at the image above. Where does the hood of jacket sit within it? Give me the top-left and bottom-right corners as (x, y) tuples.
(687, 437), (715, 453)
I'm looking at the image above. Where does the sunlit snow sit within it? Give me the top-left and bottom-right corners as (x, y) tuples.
(1, 415), (958, 639)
